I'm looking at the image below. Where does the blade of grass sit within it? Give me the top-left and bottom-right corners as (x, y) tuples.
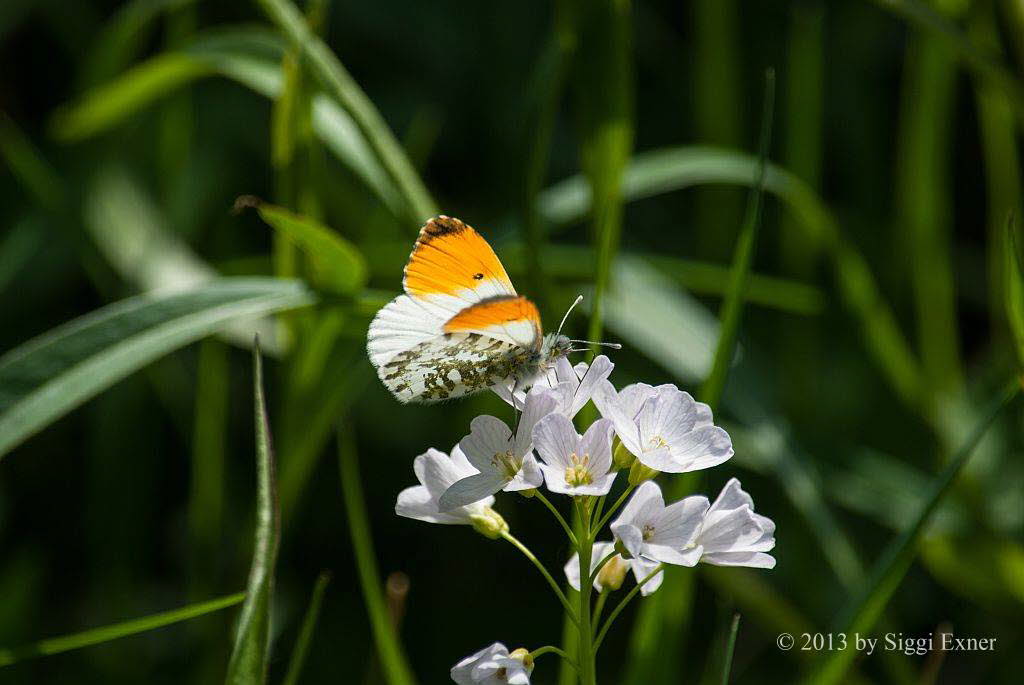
(520, 0), (579, 320)
(719, 613), (740, 685)
(538, 145), (926, 415)
(337, 425), (417, 685)
(0, 592), (244, 667)
(896, 27), (963, 402)
(1007, 217), (1024, 369)
(702, 68), (775, 409)
(254, 0), (436, 225)
(802, 379), (1021, 685)
(576, 0), (634, 360)
(0, 216), (45, 293)
(0, 277), (315, 460)
(226, 340), (282, 684)
(692, 0), (742, 260)
(281, 571), (332, 685)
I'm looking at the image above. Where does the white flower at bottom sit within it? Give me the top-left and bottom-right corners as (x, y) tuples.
(451, 642), (532, 684)
(564, 541), (664, 596)
(439, 388), (556, 511)
(695, 478), (776, 568)
(610, 481), (708, 566)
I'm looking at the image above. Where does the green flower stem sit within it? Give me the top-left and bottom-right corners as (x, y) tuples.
(593, 563), (665, 653)
(593, 484), (634, 534)
(536, 490), (579, 548)
(576, 504), (597, 685)
(501, 531), (579, 626)
(530, 644), (579, 670)
(592, 591), (609, 635)
(589, 549), (618, 586)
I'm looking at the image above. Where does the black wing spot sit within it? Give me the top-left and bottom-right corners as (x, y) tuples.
(473, 272), (484, 280)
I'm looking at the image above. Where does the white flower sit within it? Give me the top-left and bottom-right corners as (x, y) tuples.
(563, 541), (664, 596)
(610, 481), (708, 566)
(494, 355), (614, 419)
(395, 447), (507, 537)
(594, 381), (733, 473)
(451, 642), (532, 684)
(696, 478), (776, 568)
(533, 415), (616, 496)
(439, 387), (556, 511)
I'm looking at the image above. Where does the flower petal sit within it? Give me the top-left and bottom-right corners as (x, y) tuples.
(533, 413), (579, 469)
(702, 551), (776, 569)
(593, 380), (643, 455)
(459, 415), (514, 473)
(505, 453), (544, 491)
(578, 418), (613, 475)
(396, 485), (466, 524)
(439, 472), (508, 511)
(629, 556), (665, 596)
(514, 387), (558, 457)
(566, 355), (614, 417)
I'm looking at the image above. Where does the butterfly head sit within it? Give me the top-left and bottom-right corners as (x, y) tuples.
(541, 332), (573, 364)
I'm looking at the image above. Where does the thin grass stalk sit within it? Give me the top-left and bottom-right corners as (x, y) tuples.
(719, 613), (741, 685)
(522, 0), (579, 320)
(802, 380), (1022, 685)
(693, 0), (742, 261)
(0, 593), (245, 667)
(970, 7), (1023, 334)
(896, 29), (964, 407)
(337, 426), (417, 685)
(255, 0), (437, 225)
(625, 70), (774, 685)
(282, 571), (332, 685)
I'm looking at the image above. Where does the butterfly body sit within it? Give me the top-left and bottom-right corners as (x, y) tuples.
(368, 216), (570, 403)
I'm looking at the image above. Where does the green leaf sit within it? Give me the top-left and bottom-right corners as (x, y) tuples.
(0, 592), (244, 667)
(0, 277), (314, 460)
(242, 199), (368, 294)
(50, 53), (212, 142)
(338, 427), (417, 685)
(1006, 216), (1024, 369)
(719, 613), (740, 685)
(282, 571), (332, 685)
(226, 341), (282, 684)
(802, 381), (1020, 685)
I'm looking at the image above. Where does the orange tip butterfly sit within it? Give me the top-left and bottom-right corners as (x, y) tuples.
(367, 216), (619, 403)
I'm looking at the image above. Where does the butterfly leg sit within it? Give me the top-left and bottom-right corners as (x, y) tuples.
(510, 378), (524, 441)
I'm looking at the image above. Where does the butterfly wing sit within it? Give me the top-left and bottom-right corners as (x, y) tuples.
(368, 216), (544, 403)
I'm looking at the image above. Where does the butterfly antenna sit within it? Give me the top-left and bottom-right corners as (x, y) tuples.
(570, 339), (622, 350)
(556, 295), (585, 337)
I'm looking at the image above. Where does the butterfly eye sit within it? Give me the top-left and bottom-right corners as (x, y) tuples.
(472, 273), (484, 280)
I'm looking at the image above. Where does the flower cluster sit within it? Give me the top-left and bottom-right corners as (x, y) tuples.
(394, 356), (776, 684)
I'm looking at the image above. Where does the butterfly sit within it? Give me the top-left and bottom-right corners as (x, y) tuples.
(367, 215), (617, 403)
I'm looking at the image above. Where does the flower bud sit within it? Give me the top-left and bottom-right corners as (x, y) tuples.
(628, 460), (659, 485)
(469, 506), (508, 539)
(596, 554), (628, 591)
(509, 648), (534, 671)
(612, 438), (636, 470)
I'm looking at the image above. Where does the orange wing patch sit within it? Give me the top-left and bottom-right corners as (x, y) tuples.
(443, 295), (542, 350)
(404, 216), (516, 297)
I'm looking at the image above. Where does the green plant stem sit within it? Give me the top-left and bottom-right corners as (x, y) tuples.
(593, 564), (664, 652)
(720, 613), (741, 685)
(254, 0), (436, 224)
(593, 484), (634, 534)
(0, 593), (244, 667)
(337, 428), (417, 685)
(589, 549), (618, 586)
(575, 505), (596, 685)
(591, 591), (609, 633)
(535, 491), (579, 547)
(502, 531), (580, 626)
(531, 645), (578, 667)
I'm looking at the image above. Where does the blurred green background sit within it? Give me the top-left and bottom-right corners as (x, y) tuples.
(1, 0), (1023, 683)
